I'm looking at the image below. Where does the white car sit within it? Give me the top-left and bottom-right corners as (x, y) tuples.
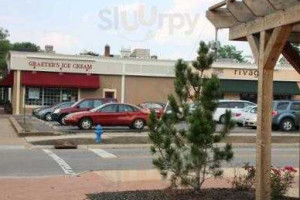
(232, 106), (256, 126)
(243, 106), (257, 128)
(213, 100), (256, 124)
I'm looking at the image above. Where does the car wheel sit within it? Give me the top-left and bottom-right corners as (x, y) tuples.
(59, 114), (68, 125)
(280, 118), (295, 132)
(79, 118), (93, 130)
(45, 113), (52, 121)
(237, 122), (243, 127)
(219, 115), (226, 124)
(132, 119), (145, 130)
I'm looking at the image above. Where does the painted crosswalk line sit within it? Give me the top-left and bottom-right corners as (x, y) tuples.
(89, 149), (117, 158)
(43, 149), (75, 175)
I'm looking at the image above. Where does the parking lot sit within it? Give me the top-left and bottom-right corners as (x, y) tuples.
(25, 115), (299, 135)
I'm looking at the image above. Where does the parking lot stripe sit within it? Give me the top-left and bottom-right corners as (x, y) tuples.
(42, 149), (75, 175)
(89, 149), (117, 158)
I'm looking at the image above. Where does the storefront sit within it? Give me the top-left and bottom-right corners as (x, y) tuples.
(2, 51), (300, 115)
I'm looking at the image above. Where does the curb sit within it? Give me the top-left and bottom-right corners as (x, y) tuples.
(9, 116), (61, 137)
(26, 134), (300, 145)
(9, 116), (24, 134)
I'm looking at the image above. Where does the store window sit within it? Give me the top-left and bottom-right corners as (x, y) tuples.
(25, 87), (78, 106)
(103, 89), (116, 99)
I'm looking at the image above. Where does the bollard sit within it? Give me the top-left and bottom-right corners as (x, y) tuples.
(95, 124), (103, 143)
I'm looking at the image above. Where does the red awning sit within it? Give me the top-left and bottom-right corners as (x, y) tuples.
(22, 71), (100, 89)
(0, 73), (14, 87)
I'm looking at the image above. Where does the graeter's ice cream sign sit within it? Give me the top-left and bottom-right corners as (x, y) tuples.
(28, 60), (93, 73)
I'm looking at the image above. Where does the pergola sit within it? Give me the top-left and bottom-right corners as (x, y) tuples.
(206, 0), (300, 199)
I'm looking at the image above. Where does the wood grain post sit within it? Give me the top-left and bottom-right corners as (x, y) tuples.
(256, 30), (273, 200)
(255, 26), (293, 200)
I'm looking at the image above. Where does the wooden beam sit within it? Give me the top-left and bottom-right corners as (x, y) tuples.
(282, 42), (300, 74)
(227, 1), (255, 22)
(243, 0), (274, 16)
(268, 0), (299, 10)
(255, 26), (291, 200)
(229, 4), (300, 40)
(246, 34), (259, 63)
(206, 8), (238, 28)
(256, 30), (273, 200)
(263, 25), (293, 68)
(208, 0), (226, 11)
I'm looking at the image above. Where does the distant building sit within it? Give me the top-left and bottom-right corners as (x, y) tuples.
(0, 45), (300, 115)
(130, 49), (151, 59)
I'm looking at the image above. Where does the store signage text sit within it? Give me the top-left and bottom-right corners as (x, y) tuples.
(234, 69), (259, 78)
(28, 61), (93, 72)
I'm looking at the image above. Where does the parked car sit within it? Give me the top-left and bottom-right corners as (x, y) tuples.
(64, 103), (150, 130)
(52, 98), (117, 125)
(137, 102), (166, 117)
(32, 106), (51, 117)
(243, 106), (257, 128)
(36, 102), (74, 121)
(232, 106), (256, 126)
(213, 100), (256, 124)
(272, 100), (300, 131)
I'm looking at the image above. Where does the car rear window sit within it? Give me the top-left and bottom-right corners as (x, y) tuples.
(229, 102), (244, 108)
(290, 102), (300, 110)
(218, 102), (229, 108)
(275, 102), (289, 110)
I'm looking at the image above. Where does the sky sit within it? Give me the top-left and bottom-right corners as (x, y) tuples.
(0, 0), (252, 61)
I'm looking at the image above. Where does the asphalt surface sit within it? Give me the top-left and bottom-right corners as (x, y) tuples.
(0, 145), (298, 177)
(19, 115), (300, 134)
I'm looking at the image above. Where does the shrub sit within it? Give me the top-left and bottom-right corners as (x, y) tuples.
(148, 41), (234, 192)
(232, 163), (297, 199)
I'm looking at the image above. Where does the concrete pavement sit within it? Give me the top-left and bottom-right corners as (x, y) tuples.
(0, 117), (28, 146)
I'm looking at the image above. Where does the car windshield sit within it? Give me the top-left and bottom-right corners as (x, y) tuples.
(242, 106), (254, 112)
(90, 104), (110, 112)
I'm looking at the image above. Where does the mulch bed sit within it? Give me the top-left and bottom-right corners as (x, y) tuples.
(87, 188), (297, 200)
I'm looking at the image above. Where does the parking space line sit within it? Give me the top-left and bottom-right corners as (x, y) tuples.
(42, 149), (75, 175)
(89, 149), (117, 158)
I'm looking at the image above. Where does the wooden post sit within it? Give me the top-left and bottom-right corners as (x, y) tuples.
(254, 26), (293, 200)
(256, 30), (273, 200)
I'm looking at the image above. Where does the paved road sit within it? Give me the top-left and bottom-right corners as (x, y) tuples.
(0, 145), (298, 177)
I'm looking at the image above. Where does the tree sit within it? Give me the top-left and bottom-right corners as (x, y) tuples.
(11, 42), (41, 52)
(80, 50), (99, 56)
(0, 28), (10, 76)
(218, 44), (245, 63)
(0, 28), (41, 76)
(148, 41), (234, 192)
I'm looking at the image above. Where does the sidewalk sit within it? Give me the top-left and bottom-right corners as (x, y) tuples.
(0, 117), (27, 146)
(0, 169), (298, 200)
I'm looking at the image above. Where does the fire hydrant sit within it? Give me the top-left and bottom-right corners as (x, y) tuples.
(95, 124), (103, 143)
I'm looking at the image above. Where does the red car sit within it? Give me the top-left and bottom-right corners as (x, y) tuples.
(52, 98), (117, 125)
(137, 102), (166, 118)
(64, 103), (150, 130)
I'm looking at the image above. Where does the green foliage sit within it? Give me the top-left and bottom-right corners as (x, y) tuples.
(232, 164), (297, 200)
(0, 27), (40, 76)
(0, 27), (9, 40)
(11, 42), (41, 52)
(218, 44), (245, 63)
(0, 28), (10, 76)
(80, 50), (99, 56)
(148, 41), (234, 191)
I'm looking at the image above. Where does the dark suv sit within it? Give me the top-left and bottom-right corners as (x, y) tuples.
(52, 98), (117, 125)
(272, 100), (300, 131)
